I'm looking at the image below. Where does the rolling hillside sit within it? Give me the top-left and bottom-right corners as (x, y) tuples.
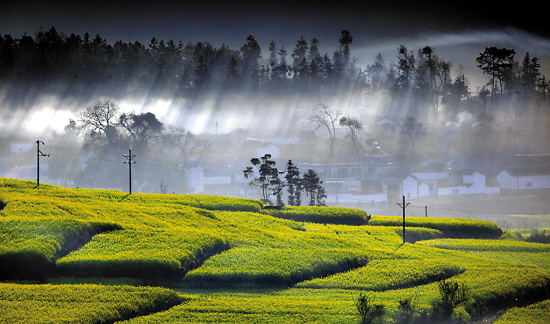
(1, 178), (549, 323)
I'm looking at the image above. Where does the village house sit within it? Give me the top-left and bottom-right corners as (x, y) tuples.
(497, 154), (550, 190)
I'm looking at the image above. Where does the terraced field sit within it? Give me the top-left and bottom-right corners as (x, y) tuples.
(1, 178), (549, 323)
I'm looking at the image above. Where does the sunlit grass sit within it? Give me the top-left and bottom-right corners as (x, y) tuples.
(2, 178), (550, 323)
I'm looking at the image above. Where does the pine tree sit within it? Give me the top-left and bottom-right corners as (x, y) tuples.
(285, 160), (301, 206)
(303, 169), (325, 206)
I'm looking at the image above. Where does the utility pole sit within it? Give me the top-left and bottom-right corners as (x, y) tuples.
(36, 140), (50, 187)
(396, 195), (410, 244)
(123, 148), (136, 194)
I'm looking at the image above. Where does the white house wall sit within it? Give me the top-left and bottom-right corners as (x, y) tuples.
(438, 186), (468, 196)
(403, 176), (418, 199)
(496, 170), (550, 190)
(418, 182), (430, 197)
(497, 170), (517, 189)
(188, 165), (204, 193)
(468, 172), (485, 193)
(438, 172), (499, 195)
(517, 175), (550, 189)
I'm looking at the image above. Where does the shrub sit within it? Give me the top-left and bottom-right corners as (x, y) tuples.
(356, 293), (385, 324)
(369, 216), (502, 238)
(432, 279), (469, 320)
(268, 206), (370, 225)
(527, 229), (550, 244)
(394, 297), (416, 324)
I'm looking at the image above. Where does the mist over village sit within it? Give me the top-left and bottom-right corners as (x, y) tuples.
(2, 1), (550, 323)
(1, 25), (550, 223)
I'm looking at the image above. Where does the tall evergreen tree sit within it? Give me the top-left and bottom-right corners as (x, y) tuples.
(284, 160), (302, 206)
(292, 36), (308, 69)
(476, 47), (516, 105)
(303, 169), (325, 206)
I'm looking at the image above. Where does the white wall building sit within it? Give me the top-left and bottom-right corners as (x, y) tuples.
(402, 175), (430, 199)
(439, 171), (500, 196)
(497, 154), (550, 190)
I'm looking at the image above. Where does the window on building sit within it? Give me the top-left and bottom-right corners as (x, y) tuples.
(336, 168), (349, 178)
(351, 168), (362, 177)
(525, 182), (532, 188)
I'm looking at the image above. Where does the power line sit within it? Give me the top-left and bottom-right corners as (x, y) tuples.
(123, 148), (136, 194)
(396, 195), (410, 244)
(36, 140), (50, 187)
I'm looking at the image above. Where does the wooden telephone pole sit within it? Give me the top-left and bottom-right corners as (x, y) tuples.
(36, 140), (50, 187)
(396, 195), (410, 244)
(123, 149), (136, 194)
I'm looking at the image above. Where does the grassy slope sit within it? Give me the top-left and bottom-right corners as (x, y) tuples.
(1, 178), (549, 323)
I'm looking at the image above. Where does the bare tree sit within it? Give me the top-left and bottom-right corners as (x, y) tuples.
(309, 104), (342, 159)
(77, 101), (121, 154)
(163, 125), (211, 169)
(399, 116), (426, 159)
(339, 116), (363, 156)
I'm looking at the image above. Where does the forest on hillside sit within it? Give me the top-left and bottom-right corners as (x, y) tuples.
(1, 27), (549, 124)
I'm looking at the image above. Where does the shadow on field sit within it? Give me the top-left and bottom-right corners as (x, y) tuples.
(0, 224), (121, 282)
(118, 194), (131, 202)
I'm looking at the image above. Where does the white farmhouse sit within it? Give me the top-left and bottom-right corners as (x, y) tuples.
(402, 175), (430, 199)
(439, 171), (500, 195)
(410, 163), (450, 197)
(497, 154), (550, 190)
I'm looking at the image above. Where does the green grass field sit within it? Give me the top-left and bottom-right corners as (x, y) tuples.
(1, 178), (549, 323)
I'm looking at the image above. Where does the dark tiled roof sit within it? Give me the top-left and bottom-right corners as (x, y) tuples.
(413, 163), (449, 173)
(504, 154), (550, 176)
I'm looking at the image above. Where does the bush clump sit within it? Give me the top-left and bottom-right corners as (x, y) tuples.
(267, 206), (370, 225)
(369, 216), (502, 239)
(356, 293), (385, 324)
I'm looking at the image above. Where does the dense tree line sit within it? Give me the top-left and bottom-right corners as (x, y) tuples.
(1, 27), (549, 122)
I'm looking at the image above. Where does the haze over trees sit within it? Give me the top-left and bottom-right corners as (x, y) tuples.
(73, 101), (209, 192)
(1, 26), (548, 126)
(1, 26), (550, 192)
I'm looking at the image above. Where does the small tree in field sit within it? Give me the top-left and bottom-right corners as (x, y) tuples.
(285, 160), (303, 206)
(243, 154), (282, 204)
(303, 169), (326, 206)
(356, 293), (385, 324)
(432, 279), (469, 320)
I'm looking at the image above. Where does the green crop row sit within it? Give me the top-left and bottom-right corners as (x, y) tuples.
(296, 258), (464, 291)
(57, 228), (228, 278)
(183, 247), (368, 287)
(495, 299), (550, 324)
(0, 283), (183, 324)
(3, 177), (550, 323)
(267, 206), (370, 225)
(0, 178), (263, 213)
(369, 215), (503, 238)
(417, 238), (550, 252)
(417, 238), (550, 271)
